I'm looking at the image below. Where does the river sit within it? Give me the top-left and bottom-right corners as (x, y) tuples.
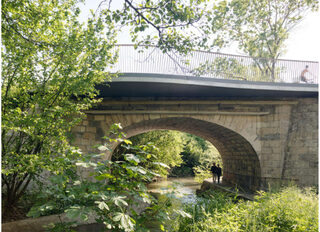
(147, 177), (202, 204)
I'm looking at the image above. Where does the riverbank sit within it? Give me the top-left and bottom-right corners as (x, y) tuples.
(177, 186), (318, 232)
(198, 180), (255, 200)
(146, 178), (318, 231)
(3, 181), (317, 232)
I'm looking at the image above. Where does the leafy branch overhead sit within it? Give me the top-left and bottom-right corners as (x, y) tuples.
(100, 0), (318, 78)
(99, 0), (210, 54)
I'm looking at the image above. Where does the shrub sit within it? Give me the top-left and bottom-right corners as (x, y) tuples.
(176, 186), (318, 232)
(27, 124), (191, 231)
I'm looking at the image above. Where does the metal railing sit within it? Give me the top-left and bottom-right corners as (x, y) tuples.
(110, 44), (319, 84)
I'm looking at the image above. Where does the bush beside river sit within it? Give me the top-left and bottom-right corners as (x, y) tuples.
(174, 186), (318, 232)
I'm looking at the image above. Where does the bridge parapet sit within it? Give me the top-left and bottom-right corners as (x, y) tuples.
(110, 44), (319, 84)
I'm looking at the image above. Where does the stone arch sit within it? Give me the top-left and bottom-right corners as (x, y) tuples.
(112, 117), (261, 191)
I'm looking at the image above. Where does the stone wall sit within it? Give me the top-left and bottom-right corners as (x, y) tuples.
(71, 98), (318, 190)
(282, 98), (318, 186)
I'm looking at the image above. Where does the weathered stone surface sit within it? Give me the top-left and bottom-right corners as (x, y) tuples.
(259, 133), (280, 140)
(94, 115), (105, 121)
(71, 98), (318, 190)
(281, 98), (318, 186)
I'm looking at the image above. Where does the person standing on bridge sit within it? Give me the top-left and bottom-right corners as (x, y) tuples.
(210, 163), (218, 183)
(217, 164), (222, 184)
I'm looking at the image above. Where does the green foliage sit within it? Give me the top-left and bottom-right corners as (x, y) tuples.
(193, 142), (222, 183)
(27, 124), (174, 231)
(114, 130), (184, 177)
(132, 130), (184, 169)
(192, 57), (283, 82)
(226, 0), (318, 58)
(175, 186), (318, 232)
(193, 167), (212, 183)
(170, 133), (203, 177)
(206, 0), (319, 80)
(1, 0), (118, 211)
(171, 133), (221, 179)
(192, 58), (248, 80)
(27, 124), (194, 231)
(176, 190), (235, 232)
(115, 130), (222, 179)
(104, 0), (210, 54)
(1, 0), (213, 213)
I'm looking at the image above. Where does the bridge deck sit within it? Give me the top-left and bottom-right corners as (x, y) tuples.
(99, 73), (318, 98)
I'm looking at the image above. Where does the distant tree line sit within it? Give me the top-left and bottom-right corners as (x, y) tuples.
(113, 130), (222, 179)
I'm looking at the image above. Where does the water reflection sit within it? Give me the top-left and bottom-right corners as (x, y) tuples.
(147, 177), (201, 204)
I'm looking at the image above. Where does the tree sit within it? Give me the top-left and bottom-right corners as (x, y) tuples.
(208, 0), (319, 80)
(1, 0), (118, 214)
(96, 0), (211, 73)
(115, 131), (222, 178)
(170, 133), (221, 177)
(113, 130), (184, 177)
(178, 133), (222, 182)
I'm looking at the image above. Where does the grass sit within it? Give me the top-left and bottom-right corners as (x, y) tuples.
(175, 186), (318, 232)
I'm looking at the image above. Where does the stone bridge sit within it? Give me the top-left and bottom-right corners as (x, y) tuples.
(72, 72), (318, 191)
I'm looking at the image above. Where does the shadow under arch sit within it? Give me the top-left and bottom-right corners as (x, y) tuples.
(111, 117), (261, 192)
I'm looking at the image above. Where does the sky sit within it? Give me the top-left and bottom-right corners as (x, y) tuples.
(282, 11), (320, 62)
(220, 10), (320, 62)
(79, 1), (320, 63)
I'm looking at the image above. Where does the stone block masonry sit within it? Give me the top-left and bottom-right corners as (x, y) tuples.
(72, 98), (318, 191)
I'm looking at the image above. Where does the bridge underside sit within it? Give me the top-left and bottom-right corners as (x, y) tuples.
(117, 117), (261, 191)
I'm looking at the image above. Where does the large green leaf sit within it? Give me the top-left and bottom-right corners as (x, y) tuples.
(126, 166), (147, 175)
(124, 154), (140, 164)
(112, 212), (135, 231)
(112, 196), (128, 207)
(65, 206), (81, 219)
(95, 201), (109, 211)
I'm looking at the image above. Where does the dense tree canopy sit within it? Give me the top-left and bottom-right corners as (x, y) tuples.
(113, 130), (222, 178)
(171, 133), (221, 177)
(113, 130), (184, 176)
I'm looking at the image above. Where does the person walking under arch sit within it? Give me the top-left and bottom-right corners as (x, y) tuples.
(210, 162), (218, 183)
(217, 164), (222, 184)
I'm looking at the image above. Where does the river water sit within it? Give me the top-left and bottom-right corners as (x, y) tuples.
(147, 177), (202, 204)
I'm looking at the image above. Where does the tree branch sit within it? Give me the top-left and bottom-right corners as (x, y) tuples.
(124, 0), (162, 36)
(2, 13), (56, 48)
